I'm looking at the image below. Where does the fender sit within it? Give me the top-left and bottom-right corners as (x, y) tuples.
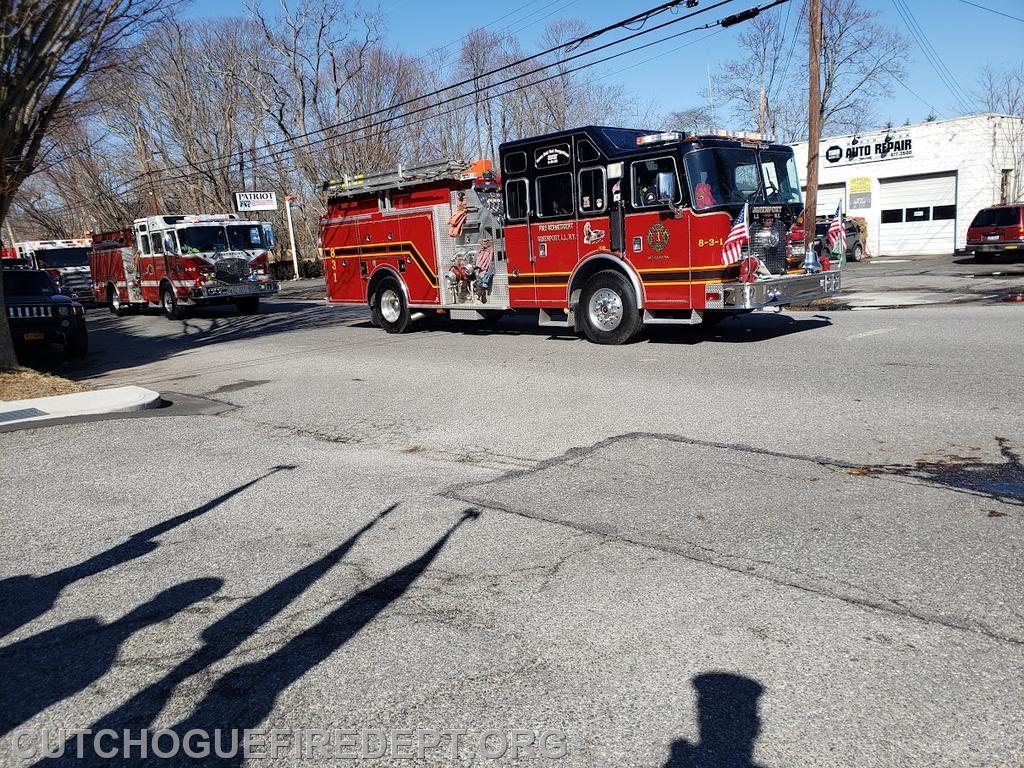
(366, 264), (408, 304)
(567, 250), (645, 309)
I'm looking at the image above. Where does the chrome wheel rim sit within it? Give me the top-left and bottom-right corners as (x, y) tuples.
(380, 289), (401, 323)
(111, 291), (120, 310)
(588, 288), (623, 332)
(162, 291), (172, 311)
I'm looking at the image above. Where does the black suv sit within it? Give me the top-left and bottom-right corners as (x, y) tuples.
(814, 218), (864, 262)
(3, 268), (88, 357)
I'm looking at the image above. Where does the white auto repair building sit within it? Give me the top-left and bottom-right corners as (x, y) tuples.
(791, 113), (1024, 256)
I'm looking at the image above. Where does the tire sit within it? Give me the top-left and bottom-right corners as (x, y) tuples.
(578, 270), (642, 345)
(160, 284), (183, 320)
(375, 278), (411, 334)
(851, 243), (863, 262)
(65, 328), (88, 358)
(235, 297), (260, 315)
(974, 251), (994, 264)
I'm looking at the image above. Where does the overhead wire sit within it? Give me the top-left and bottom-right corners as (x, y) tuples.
(36, 0), (787, 218)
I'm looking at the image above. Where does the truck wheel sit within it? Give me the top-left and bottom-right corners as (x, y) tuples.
(235, 297), (260, 315)
(851, 243), (863, 262)
(375, 278), (411, 334)
(108, 284), (127, 316)
(578, 270), (642, 345)
(65, 328), (88, 358)
(161, 284), (183, 320)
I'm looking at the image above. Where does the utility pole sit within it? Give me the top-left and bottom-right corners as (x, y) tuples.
(284, 194), (299, 280)
(804, 0), (822, 255)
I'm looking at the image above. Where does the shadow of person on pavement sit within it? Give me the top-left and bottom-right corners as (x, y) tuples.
(0, 465), (296, 641)
(664, 673), (766, 768)
(0, 577), (221, 737)
(158, 509), (480, 768)
(48, 504), (399, 757)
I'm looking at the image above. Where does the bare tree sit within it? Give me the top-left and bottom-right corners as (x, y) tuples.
(975, 63), (1024, 203)
(665, 106), (717, 135)
(0, 0), (172, 370)
(712, 0), (908, 140)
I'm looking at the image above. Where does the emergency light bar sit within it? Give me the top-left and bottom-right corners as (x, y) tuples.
(636, 131), (681, 146)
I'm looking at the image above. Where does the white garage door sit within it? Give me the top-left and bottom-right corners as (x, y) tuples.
(878, 173), (957, 256)
(802, 183), (846, 217)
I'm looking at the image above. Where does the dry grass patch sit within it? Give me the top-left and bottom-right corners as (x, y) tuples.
(0, 368), (89, 401)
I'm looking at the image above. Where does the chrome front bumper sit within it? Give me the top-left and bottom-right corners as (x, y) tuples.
(190, 281), (279, 300)
(717, 270), (841, 309)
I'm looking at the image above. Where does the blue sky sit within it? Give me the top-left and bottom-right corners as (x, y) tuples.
(187, 0), (1023, 131)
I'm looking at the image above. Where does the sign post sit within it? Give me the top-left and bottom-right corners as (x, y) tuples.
(284, 194), (299, 281)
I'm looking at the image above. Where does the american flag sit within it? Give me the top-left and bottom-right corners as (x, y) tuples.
(721, 203), (749, 265)
(827, 201), (846, 255)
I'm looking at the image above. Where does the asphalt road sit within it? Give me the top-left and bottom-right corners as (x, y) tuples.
(1, 284), (1022, 766)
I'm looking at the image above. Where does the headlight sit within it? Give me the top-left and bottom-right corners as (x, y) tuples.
(57, 306), (70, 316)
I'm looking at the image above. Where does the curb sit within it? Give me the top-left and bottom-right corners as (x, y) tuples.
(0, 385), (162, 426)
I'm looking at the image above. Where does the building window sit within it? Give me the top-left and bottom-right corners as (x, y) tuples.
(535, 173), (574, 218)
(880, 209), (903, 224)
(905, 207), (930, 222)
(932, 205), (956, 221)
(578, 167), (606, 214)
(505, 179), (529, 221)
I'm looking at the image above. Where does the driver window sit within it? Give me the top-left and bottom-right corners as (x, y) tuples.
(151, 231), (164, 254)
(632, 157), (681, 208)
(140, 234), (151, 255)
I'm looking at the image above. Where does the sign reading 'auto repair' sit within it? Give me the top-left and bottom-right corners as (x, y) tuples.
(824, 131), (913, 166)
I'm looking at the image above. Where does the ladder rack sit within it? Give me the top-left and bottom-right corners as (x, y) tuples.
(322, 159), (472, 197)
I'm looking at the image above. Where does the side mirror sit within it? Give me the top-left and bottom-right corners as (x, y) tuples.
(163, 232), (177, 254)
(263, 225), (276, 248)
(656, 172), (677, 204)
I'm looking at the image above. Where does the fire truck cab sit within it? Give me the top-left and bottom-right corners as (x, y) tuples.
(15, 238), (95, 303)
(321, 125), (840, 344)
(90, 214), (280, 319)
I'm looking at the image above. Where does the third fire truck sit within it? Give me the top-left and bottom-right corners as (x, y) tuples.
(320, 125), (840, 344)
(15, 238), (95, 303)
(90, 214), (280, 319)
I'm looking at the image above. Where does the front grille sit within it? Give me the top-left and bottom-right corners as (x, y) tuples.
(7, 305), (52, 318)
(748, 221), (789, 275)
(214, 257), (249, 284)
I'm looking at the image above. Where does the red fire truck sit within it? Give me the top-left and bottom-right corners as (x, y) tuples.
(90, 214), (280, 319)
(320, 126), (840, 344)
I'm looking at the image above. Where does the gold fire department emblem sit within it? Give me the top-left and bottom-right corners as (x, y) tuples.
(646, 222), (670, 253)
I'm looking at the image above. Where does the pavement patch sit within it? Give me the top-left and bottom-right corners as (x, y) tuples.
(450, 432), (1023, 644)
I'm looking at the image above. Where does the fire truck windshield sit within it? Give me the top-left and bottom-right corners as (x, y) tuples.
(34, 247), (90, 268)
(684, 147), (803, 210)
(177, 225), (266, 253)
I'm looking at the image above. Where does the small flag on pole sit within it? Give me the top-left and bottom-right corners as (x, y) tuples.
(827, 201), (846, 263)
(721, 203), (749, 265)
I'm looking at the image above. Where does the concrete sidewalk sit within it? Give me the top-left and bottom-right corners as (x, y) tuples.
(0, 385), (161, 426)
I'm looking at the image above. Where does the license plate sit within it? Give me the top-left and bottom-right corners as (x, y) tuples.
(987, 234), (999, 240)
(23, 332), (44, 341)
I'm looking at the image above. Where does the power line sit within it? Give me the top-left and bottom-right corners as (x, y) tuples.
(890, 0), (972, 114)
(82, 0), (741, 197)
(97, 0), (718, 198)
(955, 0), (1024, 23)
(36, 1), (787, 219)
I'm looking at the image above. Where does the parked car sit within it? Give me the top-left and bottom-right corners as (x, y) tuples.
(966, 204), (1024, 263)
(2, 267), (88, 358)
(813, 218), (864, 262)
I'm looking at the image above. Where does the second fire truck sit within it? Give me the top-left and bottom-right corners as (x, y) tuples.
(90, 214), (280, 319)
(320, 125), (840, 344)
